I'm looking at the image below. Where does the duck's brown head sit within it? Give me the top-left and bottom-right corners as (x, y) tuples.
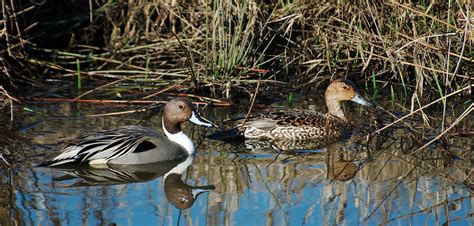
(325, 79), (373, 107)
(163, 97), (216, 134)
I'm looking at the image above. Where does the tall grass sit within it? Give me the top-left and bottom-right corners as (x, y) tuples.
(176, 0), (276, 97)
(208, 1), (254, 80)
(76, 59), (82, 92)
(5, 1), (470, 98)
(1, 1), (472, 144)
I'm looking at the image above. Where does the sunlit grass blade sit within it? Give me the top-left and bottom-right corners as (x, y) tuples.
(76, 58), (82, 92)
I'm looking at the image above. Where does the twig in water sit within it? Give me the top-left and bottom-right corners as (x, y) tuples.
(86, 108), (149, 117)
(0, 86), (20, 121)
(0, 154), (11, 167)
(142, 80), (185, 99)
(73, 75), (145, 101)
(363, 166), (417, 222)
(174, 93), (231, 106)
(371, 85), (472, 136)
(244, 79), (261, 123)
(410, 104), (472, 154)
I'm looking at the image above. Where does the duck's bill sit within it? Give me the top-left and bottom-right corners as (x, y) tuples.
(191, 185), (216, 197)
(190, 111), (217, 128)
(351, 92), (374, 107)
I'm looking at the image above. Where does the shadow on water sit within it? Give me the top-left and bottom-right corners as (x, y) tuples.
(0, 97), (472, 225)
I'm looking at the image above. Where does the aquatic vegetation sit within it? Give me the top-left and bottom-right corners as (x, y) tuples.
(2, 1), (471, 97)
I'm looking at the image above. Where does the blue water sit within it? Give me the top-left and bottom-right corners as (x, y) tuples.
(2, 154), (471, 225)
(0, 103), (472, 225)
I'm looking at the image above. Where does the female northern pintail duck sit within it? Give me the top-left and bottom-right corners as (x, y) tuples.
(39, 97), (216, 167)
(238, 79), (373, 140)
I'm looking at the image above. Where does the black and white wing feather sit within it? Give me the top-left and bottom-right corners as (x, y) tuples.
(39, 126), (161, 166)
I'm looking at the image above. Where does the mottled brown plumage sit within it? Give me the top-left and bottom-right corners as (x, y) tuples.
(238, 79), (373, 140)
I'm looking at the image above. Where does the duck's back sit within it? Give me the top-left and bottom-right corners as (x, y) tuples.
(240, 111), (347, 140)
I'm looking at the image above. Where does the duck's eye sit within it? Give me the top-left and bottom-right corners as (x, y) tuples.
(179, 105), (184, 109)
(342, 84), (349, 90)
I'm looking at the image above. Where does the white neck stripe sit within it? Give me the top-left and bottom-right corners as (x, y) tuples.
(162, 118), (195, 155)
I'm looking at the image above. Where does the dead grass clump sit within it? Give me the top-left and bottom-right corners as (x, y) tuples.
(274, 1), (472, 95)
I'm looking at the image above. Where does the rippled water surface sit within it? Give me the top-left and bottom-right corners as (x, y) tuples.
(0, 98), (472, 225)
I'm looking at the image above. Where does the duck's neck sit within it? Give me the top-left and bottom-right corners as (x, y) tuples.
(163, 118), (195, 155)
(326, 99), (347, 122)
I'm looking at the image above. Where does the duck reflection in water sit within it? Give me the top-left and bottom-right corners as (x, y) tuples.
(50, 154), (215, 209)
(325, 142), (371, 182)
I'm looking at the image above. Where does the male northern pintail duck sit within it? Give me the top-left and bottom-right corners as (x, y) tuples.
(238, 79), (373, 140)
(39, 97), (216, 167)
